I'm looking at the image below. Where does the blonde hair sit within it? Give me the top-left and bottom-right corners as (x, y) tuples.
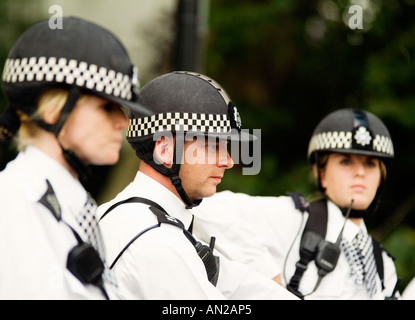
(16, 88), (87, 151)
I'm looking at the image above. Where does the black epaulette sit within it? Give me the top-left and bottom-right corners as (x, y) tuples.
(38, 179), (108, 299)
(38, 179), (62, 221)
(287, 192), (309, 213)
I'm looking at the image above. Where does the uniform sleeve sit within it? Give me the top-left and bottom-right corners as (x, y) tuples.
(193, 191), (304, 279)
(216, 254), (299, 300)
(402, 277), (415, 300)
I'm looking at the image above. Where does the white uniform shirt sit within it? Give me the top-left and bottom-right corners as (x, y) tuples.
(0, 146), (114, 299)
(97, 171), (296, 300)
(193, 190), (400, 300)
(402, 278), (415, 300)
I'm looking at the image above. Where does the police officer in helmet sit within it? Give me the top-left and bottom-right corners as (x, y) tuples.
(192, 108), (400, 300)
(98, 71), (297, 299)
(0, 17), (149, 299)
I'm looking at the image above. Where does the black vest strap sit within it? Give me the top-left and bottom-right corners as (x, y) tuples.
(372, 238), (385, 290)
(100, 196), (167, 221)
(100, 196), (220, 285)
(286, 193), (328, 298)
(302, 199), (327, 240)
(286, 193), (391, 299)
(101, 197), (190, 268)
(373, 238), (401, 299)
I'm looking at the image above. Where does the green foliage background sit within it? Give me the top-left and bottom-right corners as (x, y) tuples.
(204, 0), (415, 290)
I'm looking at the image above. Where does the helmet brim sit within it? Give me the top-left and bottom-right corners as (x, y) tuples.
(96, 91), (151, 116)
(179, 130), (257, 142)
(209, 130), (257, 142)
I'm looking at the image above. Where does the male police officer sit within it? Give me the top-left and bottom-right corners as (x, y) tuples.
(98, 71), (296, 299)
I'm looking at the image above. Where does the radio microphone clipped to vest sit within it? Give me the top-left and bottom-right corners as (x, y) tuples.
(287, 196), (354, 299)
(308, 199), (354, 296)
(315, 199), (353, 276)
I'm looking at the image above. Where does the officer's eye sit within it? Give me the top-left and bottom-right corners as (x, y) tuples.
(365, 158), (378, 168)
(206, 144), (218, 152)
(339, 157), (350, 165)
(102, 102), (122, 114)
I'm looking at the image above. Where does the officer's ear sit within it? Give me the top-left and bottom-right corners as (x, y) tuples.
(319, 167), (328, 189)
(42, 106), (61, 125)
(36, 89), (70, 125)
(312, 164), (319, 181)
(153, 134), (175, 168)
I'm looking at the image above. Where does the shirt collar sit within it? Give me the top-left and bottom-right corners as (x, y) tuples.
(327, 200), (367, 242)
(127, 171), (194, 231)
(21, 146), (88, 217)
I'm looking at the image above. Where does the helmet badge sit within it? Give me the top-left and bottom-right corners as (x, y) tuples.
(233, 106), (242, 129)
(131, 66), (140, 97)
(354, 126), (372, 147)
(228, 103), (241, 131)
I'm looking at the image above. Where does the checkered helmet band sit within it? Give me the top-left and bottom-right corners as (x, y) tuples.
(307, 109), (394, 162)
(127, 112), (233, 138)
(2, 57), (135, 100)
(308, 127), (394, 158)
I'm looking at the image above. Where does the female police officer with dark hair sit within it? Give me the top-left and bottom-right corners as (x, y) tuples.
(193, 108), (400, 300)
(0, 17), (149, 299)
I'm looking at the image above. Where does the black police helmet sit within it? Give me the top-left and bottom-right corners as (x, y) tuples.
(308, 108), (394, 168)
(127, 71), (252, 209)
(308, 108), (394, 217)
(127, 71), (254, 144)
(1, 16), (149, 140)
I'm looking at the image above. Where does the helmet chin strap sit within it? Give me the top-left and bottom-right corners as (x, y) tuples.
(56, 87), (92, 186)
(339, 183), (383, 219)
(60, 147), (91, 186)
(170, 174), (202, 209)
(136, 136), (202, 209)
(169, 136), (202, 209)
(322, 186), (383, 219)
(34, 87), (91, 186)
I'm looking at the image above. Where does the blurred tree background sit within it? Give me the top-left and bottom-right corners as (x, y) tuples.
(0, 0), (414, 292)
(203, 0), (415, 291)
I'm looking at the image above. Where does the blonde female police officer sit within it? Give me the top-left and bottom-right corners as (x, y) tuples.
(97, 71), (296, 300)
(192, 108), (400, 300)
(0, 17), (149, 299)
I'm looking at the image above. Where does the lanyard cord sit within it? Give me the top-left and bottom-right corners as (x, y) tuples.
(282, 212), (305, 287)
